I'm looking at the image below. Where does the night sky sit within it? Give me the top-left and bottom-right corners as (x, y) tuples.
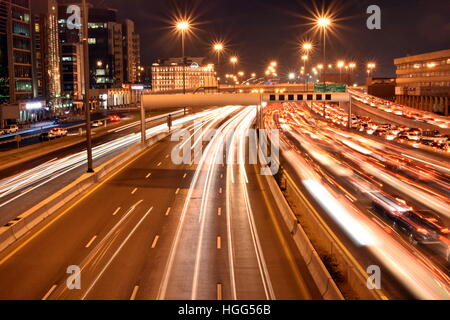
(92, 0), (450, 82)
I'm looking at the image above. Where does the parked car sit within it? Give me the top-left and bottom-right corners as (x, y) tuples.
(4, 125), (19, 134)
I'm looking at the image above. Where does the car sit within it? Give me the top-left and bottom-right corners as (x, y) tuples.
(49, 128), (68, 137)
(413, 210), (450, 238)
(4, 125), (19, 134)
(371, 193), (441, 245)
(0, 129), (5, 135)
(373, 129), (388, 137)
(109, 115), (121, 122)
(40, 132), (56, 141)
(92, 120), (104, 127)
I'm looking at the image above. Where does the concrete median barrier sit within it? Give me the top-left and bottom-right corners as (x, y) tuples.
(263, 171), (344, 300)
(0, 132), (169, 253)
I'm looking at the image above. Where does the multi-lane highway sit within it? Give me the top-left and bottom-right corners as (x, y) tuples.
(265, 102), (450, 299)
(0, 106), (321, 300)
(0, 111), (185, 226)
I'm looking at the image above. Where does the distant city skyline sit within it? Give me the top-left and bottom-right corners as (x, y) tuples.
(94, 0), (450, 81)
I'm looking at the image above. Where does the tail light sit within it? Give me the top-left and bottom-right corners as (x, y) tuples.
(417, 228), (428, 234)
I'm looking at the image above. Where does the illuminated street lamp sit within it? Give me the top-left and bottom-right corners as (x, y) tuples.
(337, 60), (345, 82)
(175, 20), (190, 94)
(367, 62), (376, 77)
(230, 56), (238, 91)
(317, 16), (331, 85)
(213, 42), (224, 86)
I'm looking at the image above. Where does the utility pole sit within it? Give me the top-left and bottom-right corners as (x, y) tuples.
(82, 0), (93, 173)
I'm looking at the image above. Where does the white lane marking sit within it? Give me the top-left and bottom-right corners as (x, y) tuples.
(217, 207), (222, 216)
(175, 188), (180, 195)
(165, 154), (169, 159)
(217, 283), (223, 300)
(151, 235), (160, 249)
(157, 162), (162, 167)
(183, 173), (187, 179)
(81, 203), (149, 300)
(130, 285), (139, 300)
(217, 236), (222, 249)
(165, 207), (171, 216)
(146, 173), (152, 179)
(220, 174), (224, 179)
(42, 284), (57, 300)
(85, 235), (97, 248)
(219, 188), (223, 194)
(112, 207), (121, 216)
(131, 188), (138, 195)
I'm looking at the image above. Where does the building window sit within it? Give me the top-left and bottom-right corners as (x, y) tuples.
(13, 22), (30, 36)
(15, 80), (32, 92)
(88, 38), (96, 44)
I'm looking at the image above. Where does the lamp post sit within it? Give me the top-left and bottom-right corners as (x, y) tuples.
(230, 56), (238, 92)
(176, 20), (190, 94)
(337, 60), (345, 82)
(213, 42), (224, 90)
(302, 42), (312, 91)
(367, 62), (376, 78)
(82, 0), (93, 173)
(317, 17), (331, 86)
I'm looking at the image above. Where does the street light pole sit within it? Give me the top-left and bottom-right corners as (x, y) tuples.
(82, 0), (93, 173)
(182, 30), (186, 95)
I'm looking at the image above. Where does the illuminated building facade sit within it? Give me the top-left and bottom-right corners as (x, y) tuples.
(31, 0), (62, 112)
(123, 19), (141, 84)
(0, 0), (33, 104)
(395, 49), (450, 116)
(152, 57), (217, 92)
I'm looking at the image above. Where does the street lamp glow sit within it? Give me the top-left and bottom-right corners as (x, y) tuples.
(270, 61), (277, 67)
(301, 55), (308, 61)
(176, 21), (190, 31)
(337, 60), (345, 69)
(317, 17), (331, 28)
(302, 42), (313, 51)
(317, 64), (323, 70)
(288, 72), (295, 80)
(230, 56), (238, 64)
(213, 42), (224, 52)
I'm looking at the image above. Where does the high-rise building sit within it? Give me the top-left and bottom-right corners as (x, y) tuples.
(58, 3), (84, 111)
(0, 0), (33, 104)
(152, 57), (217, 92)
(395, 49), (450, 116)
(31, 0), (61, 111)
(122, 19), (141, 84)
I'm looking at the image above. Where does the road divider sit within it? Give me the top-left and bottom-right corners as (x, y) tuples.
(262, 171), (344, 300)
